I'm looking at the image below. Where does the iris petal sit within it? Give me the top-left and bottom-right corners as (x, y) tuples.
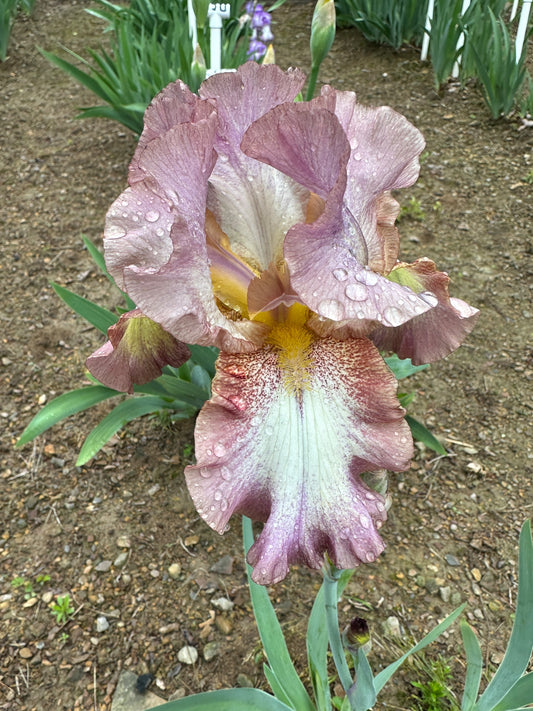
(185, 336), (412, 584)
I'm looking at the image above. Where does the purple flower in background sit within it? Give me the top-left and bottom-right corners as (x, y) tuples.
(87, 64), (478, 585)
(245, 0), (273, 59)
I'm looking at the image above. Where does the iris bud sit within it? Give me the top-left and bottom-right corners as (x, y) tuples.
(310, 0), (336, 69)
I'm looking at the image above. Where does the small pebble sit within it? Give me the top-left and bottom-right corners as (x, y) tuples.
(114, 552), (128, 568)
(439, 586), (451, 603)
(168, 563), (181, 579)
(95, 560), (112, 573)
(237, 673), (254, 688)
(382, 616), (401, 637)
(210, 555), (233, 575)
(211, 597), (234, 612)
(215, 616), (233, 635)
(203, 641), (220, 661)
(445, 553), (460, 567)
(178, 646), (198, 665)
(116, 535), (131, 548)
(95, 616), (109, 633)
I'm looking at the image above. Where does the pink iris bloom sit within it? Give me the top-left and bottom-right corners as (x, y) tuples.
(87, 63), (478, 585)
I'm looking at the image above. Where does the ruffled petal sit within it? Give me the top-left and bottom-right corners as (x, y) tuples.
(324, 87), (425, 273)
(185, 336), (412, 585)
(200, 64), (309, 271)
(129, 80), (215, 183)
(370, 259), (480, 364)
(86, 309), (190, 394)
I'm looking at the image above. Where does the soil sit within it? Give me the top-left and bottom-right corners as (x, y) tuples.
(1, 1), (532, 710)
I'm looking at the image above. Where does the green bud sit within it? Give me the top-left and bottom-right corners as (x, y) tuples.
(310, 0), (336, 69)
(191, 44), (206, 89)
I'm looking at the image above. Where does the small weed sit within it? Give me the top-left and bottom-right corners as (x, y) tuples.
(11, 573), (51, 600)
(432, 200), (442, 214)
(59, 632), (70, 643)
(50, 594), (74, 624)
(182, 443), (194, 461)
(410, 656), (457, 710)
(399, 196), (425, 221)
(524, 170), (533, 185)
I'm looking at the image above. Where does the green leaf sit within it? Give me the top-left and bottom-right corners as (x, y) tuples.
(475, 521), (533, 711)
(263, 665), (295, 709)
(384, 354), (428, 379)
(306, 569), (354, 711)
(242, 517), (315, 711)
(16, 385), (120, 446)
(149, 687), (294, 710)
(460, 621), (483, 711)
(187, 344), (218, 378)
(76, 395), (173, 465)
(405, 415), (447, 455)
(51, 282), (117, 334)
(349, 649), (376, 711)
(493, 672), (533, 711)
(81, 235), (135, 309)
(374, 604), (466, 693)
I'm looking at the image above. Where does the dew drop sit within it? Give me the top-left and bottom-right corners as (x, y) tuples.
(200, 469), (212, 479)
(333, 268), (348, 282)
(220, 500), (228, 512)
(318, 298), (344, 320)
(131, 215), (139, 223)
(107, 225), (127, 239)
(420, 291), (438, 307)
(145, 210), (160, 223)
(264, 425), (273, 436)
(345, 283), (368, 301)
(365, 551), (375, 562)
(355, 268), (379, 286)
(353, 152), (362, 161)
(214, 442), (226, 457)
(214, 490), (223, 501)
(383, 306), (404, 327)
(360, 515), (370, 529)
(121, 199), (129, 207)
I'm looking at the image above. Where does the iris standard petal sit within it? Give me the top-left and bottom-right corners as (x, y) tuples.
(86, 309), (190, 394)
(185, 335), (412, 585)
(200, 64), (309, 271)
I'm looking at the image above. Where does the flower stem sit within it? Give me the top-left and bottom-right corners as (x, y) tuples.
(305, 64), (320, 101)
(322, 567), (355, 702)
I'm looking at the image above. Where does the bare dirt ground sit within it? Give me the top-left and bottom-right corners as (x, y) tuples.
(1, 1), (532, 709)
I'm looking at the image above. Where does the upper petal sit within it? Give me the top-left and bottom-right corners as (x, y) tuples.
(200, 63), (309, 271)
(185, 336), (412, 585)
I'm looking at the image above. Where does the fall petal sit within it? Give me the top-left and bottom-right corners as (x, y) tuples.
(86, 309), (190, 394)
(370, 258), (480, 363)
(185, 336), (412, 585)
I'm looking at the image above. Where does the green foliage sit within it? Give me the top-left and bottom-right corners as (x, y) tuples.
(411, 657), (457, 711)
(50, 594), (75, 624)
(0, 0), (35, 61)
(465, 8), (528, 118)
(399, 196), (425, 221)
(11, 573), (51, 600)
(334, 0), (426, 49)
(524, 169), (533, 185)
(41, 0), (252, 134)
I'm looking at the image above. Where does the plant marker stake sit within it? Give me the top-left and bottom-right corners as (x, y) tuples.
(510, 0), (520, 21)
(188, 0), (198, 48)
(207, 3), (231, 75)
(421, 0), (435, 61)
(452, 0), (472, 78)
(515, 0), (532, 62)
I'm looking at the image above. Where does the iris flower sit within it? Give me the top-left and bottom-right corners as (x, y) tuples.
(87, 63), (478, 584)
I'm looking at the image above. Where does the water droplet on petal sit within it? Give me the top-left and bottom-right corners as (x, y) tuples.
(355, 268), (379, 286)
(365, 551), (375, 562)
(107, 225), (127, 239)
(220, 500), (228, 512)
(353, 152), (362, 161)
(214, 490), (223, 501)
(360, 515), (370, 529)
(383, 306), (404, 327)
(214, 442), (226, 457)
(318, 298), (344, 320)
(200, 469), (212, 479)
(345, 283), (368, 301)
(145, 210), (160, 223)
(333, 268), (348, 282)
(121, 199), (129, 207)
(420, 291), (438, 307)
